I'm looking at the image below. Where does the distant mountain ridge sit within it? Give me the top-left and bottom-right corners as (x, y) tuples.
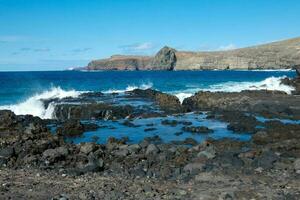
(84, 37), (300, 71)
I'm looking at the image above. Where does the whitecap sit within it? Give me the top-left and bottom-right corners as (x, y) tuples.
(0, 87), (83, 119)
(103, 82), (153, 94)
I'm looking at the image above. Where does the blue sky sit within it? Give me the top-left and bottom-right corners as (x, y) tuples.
(1, 0), (300, 71)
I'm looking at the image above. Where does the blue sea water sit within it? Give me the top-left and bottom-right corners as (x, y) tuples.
(0, 70), (297, 144)
(0, 70), (296, 106)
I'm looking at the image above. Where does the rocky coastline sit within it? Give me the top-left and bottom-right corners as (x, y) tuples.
(85, 37), (300, 71)
(0, 72), (300, 199)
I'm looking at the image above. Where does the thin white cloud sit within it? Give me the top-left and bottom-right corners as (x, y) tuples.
(71, 48), (92, 53)
(218, 44), (237, 51)
(132, 42), (154, 50)
(119, 42), (156, 54)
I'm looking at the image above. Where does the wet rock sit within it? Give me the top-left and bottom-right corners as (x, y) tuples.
(82, 123), (99, 132)
(122, 120), (140, 127)
(79, 91), (103, 98)
(144, 127), (157, 132)
(183, 91), (300, 119)
(57, 120), (85, 137)
(145, 144), (160, 155)
(174, 131), (183, 136)
(54, 103), (133, 121)
(143, 135), (162, 144)
(161, 119), (178, 126)
(253, 122), (300, 145)
(128, 89), (183, 113)
(172, 138), (198, 146)
(182, 126), (213, 134)
(227, 122), (257, 134)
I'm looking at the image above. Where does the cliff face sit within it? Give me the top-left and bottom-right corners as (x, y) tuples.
(87, 55), (152, 71)
(86, 37), (300, 70)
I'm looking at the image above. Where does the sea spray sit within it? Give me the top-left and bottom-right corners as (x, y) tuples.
(206, 76), (294, 94)
(173, 76), (295, 103)
(0, 87), (83, 119)
(103, 82), (153, 94)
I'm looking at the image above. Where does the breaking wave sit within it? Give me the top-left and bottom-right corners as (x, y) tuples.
(0, 87), (83, 119)
(0, 77), (294, 117)
(173, 76), (295, 103)
(103, 82), (153, 94)
(206, 76), (294, 93)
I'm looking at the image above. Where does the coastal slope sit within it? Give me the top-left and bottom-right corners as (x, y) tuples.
(85, 37), (300, 70)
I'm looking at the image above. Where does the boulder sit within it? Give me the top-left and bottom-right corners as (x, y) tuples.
(57, 120), (85, 137)
(183, 162), (205, 173)
(127, 144), (141, 154)
(145, 144), (160, 155)
(128, 89), (183, 113)
(76, 153), (104, 174)
(42, 147), (69, 164)
(197, 145), (216, 159)
(182, 126), (213, 134)
(80, 143), (97, 155)
(0, 110), (17, 129)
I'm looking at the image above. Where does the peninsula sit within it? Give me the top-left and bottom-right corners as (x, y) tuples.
(85, 37), (300, 71)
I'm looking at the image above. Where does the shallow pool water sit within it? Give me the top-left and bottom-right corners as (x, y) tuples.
(66, 113), (251, 144)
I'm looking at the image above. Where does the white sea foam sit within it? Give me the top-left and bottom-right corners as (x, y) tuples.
(173, 76), (295, 103)
(174, 93), (193, 103)
(0, 87), (83, 119)
(0, 77), (294, 118)
(206, 76), (294, 94)
(103, 83), (153, 94)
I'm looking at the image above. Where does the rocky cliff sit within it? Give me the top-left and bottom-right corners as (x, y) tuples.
(85, 37), (300, 70)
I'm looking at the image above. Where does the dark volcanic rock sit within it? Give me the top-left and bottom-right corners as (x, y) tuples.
(57, 120), (85, 137)
(183, 90), (300, 119)
(54, 103), (134, 120)
(208, 111), (260, 134)
(295, 66), (300, 76)
(0, 110), (18, 130)
(128, 89), (184, 113)
(182, 126), (213, 134)
(252, 121), (300, 145)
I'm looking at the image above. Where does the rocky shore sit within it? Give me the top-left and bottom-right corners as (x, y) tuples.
(1, 72), (300, 199)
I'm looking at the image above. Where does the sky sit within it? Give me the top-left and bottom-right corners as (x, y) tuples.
(1, 0), (300, 71)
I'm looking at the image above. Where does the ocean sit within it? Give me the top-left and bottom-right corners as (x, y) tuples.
(0, 70), (296, 119)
